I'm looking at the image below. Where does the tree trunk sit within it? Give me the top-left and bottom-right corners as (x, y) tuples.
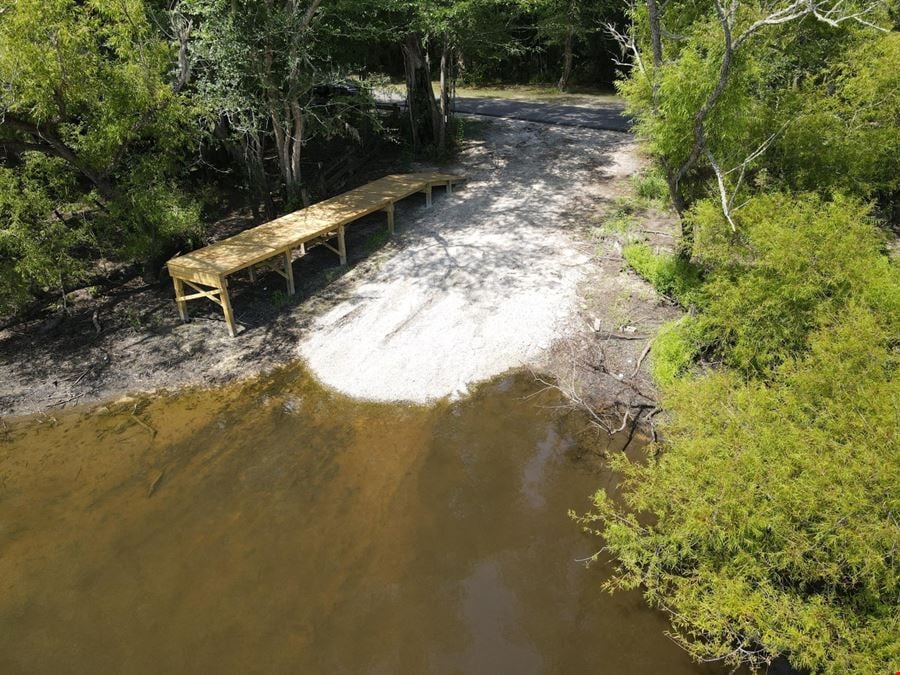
(646, 0), (663, 72)
(401, 32), (440, 152)
(644, 0), (692, 253)
(289, 101), (304, 200)
(246, 130), (274, 219)
(558, 27), (575, 92)
(270, 112), (287, 176)
(268, 99), (305, 208)
(438, 34), (452, 152)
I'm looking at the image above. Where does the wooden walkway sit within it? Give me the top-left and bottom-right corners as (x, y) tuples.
(167, 172), (466, 336)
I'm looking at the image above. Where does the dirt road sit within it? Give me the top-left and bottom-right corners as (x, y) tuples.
(454, 97), (630, 132)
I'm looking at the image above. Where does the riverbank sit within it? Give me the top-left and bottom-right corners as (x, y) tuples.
(0, 111), (679, 418)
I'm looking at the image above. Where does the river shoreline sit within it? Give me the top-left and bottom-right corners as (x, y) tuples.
(1, 114), (679, 419)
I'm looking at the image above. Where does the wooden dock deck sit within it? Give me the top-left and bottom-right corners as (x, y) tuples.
(167, 172), (466, 336)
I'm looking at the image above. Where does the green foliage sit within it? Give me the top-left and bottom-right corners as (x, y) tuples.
(691, 192), (895, 377)
(187, 0), (386, 208)
(588, 189), (899, 672)
(622, 241), (703, 305)
(776, 32), (900, 199)
(600, 201), (636, 235)
(0, 0), (201, 310)
(579, 301), (900, 673)
(619, 1), (896, 220)
(603, 213), (634, 235)
(108, 163), (203, 266)
(594, 7), (899, 670)
(649, 317), (700, 387)
(0, 154), (89, 313)
(630, 168), (668, 204)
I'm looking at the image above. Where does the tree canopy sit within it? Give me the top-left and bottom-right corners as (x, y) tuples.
(581, 2), (900, 672)
(0, 0), (615, 315)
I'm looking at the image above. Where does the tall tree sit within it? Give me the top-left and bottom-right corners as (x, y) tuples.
(187, 0), (323, 210)
(534, 0), (582, 91)
(0, 0), (192, 205)
(0, 0), (199, 301)
(607, 0), (893, 250)
(395, 0), (533, 153)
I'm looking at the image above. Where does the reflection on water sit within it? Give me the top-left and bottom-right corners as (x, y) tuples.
(0, 366), (716, 674)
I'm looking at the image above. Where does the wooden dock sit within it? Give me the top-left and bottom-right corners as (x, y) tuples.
(167, 172), (466, 336)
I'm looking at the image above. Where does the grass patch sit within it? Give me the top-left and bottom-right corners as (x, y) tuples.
(630, 168), (669, 204)
(364, 228), (390, 251)
(594, 197), (640, 239)
(271, 289), (291, 309)
(452, 83), (621, 106)
(623, 242), (703, 305)
(603, 211), (635, 235)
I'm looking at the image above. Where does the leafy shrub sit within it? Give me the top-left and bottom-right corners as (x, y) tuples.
(584, 190), (899, 672)
(108, 163), (203, 273)
(0, 0), (202, 309)
(599, 4), (899, 673)
(690, 193), (896, 377)
(630, 169), (669, 203)
(0, 154), (90, 314)
(649, 317), (701, 387)
(623, 242), (703, 306)
(578, 303), (900, 674)
(776, 32), (900, 199)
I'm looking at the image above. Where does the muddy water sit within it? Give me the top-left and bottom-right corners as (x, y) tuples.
(0, 368), (714, 674)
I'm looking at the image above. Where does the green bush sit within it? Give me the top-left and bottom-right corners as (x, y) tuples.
(583, 191), (899, 673)
(0, 154), (89, 314)
(623, 242), (703, 306)
(649, 317), (700, 387)
(690, 193), (896, 377)
(579, 303), (900, 674)
(109, 160), (203, 271)
(0, 0), (202, 310)
(630, 169), (669, 203)
(595, 3), (899, 672)
(776, 32), (900, 199)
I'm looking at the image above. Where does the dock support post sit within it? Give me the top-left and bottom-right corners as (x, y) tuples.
(218, 276), (237, 337)
(424, 184), (433, 208)
(173, 276), (189, 322)
(338, 225), (347, 265)
(447, 180), (453, 195)
(283, 250), (295, 295)
(248, 265), (256, 282)
(385, 202), (395, 235)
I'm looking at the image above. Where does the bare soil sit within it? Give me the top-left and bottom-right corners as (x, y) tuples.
(0, 114), (680, 418)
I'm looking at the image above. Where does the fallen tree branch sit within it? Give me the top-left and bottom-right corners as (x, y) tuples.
(604, 332), (650, 341)
(632, 341), (652, 378)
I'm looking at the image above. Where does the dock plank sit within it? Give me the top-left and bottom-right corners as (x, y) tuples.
(167, 172), (465, 336)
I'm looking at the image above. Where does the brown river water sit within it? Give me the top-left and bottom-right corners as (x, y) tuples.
(0, 367), (718, 674)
